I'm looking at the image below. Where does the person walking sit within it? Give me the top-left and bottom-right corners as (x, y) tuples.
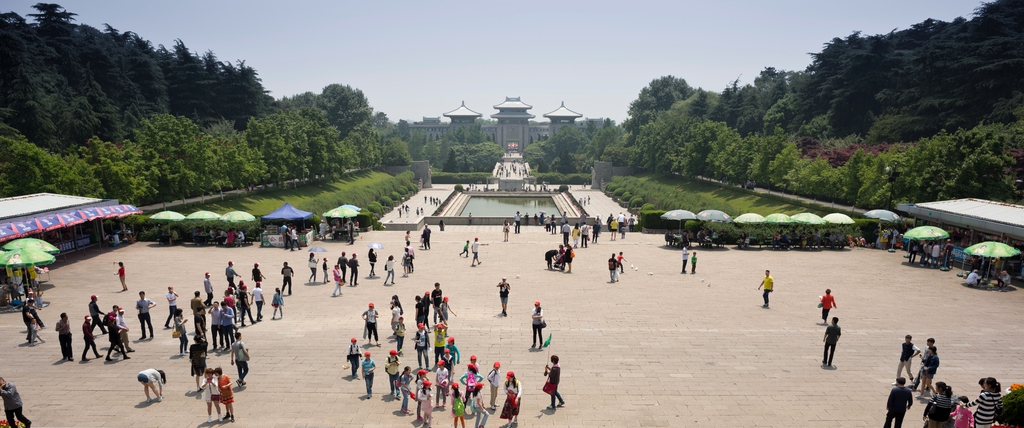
(383, 256), (396, 285)
(361, 351), (376, 398)
(561, 222), (571, 247)
(421, 224), (431, 250)
(459, 240), (469, 258)
(137, 369), (165, 403)
(399, 366), (413, 413)
(348, 254), (360, 286)
(54, 312), (73, 361)
(88, 295), (108, 334)
(368, 249), (377, 278)
(471, 238), (484, 267)
(252, 283), (264, 322)
(499, 371), (522, 425)
(822, 317), (841, 368)
(884, 377), (914, 428)
(225, 261), (240, 288)
(819, 289), (836, 324)
(271, 288), (284, 319)
(895, 335), (921, 385)
(544, 355), (566, 410)
(0, 377), (32, 428)
(173, 308), (188, 356)
(307, 252), (318, 283)
(922, 382), (954, 428)
(209, 302), (223, 350)
(414, 323), (431, 369)
(220, 301), (235, 348)
(116, 261), (127, 291)
(164, 286), (179, 329)
(496, 277), (510, 316)
(681, 246), (689, 274)
(363, 302), (380, 346)
(190, 335), (208, 392)
(346, 337), (362, 378)
(281, 262), (294, 295)
(909, 338), (935, 392)
(190, 291), (207, 337)
(332, 264), (344, 296)
(236, 284), (255, 326)
(81, 315), (101, 361)
(115, 307), (134, 352)
(951, 396), (975, 428)
(203, 272), (215, 307)
(200, 368), (222, 422)
(136, 291), (156, 340)
(757, 270), (774, 308)
(919, 346), (940, 398)
(386, 349), (401, 398)
(106, 309), (130, 361)
(487, 362), (502, 411)
(215, 367), (235, 422)
(337, 251), (348, 283)
(418, 379), (434, 427)
(230, 333), (250, 386)
(531, 301), (545, 349)
(472, 381), (490, 428)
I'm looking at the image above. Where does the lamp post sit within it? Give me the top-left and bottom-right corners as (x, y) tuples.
(885, 164), (900, 211)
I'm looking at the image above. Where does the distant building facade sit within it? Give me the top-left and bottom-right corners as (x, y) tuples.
(407, 97), (602, 153)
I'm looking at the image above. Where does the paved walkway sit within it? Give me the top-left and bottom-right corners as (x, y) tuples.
(4, 223), (1023, 426)
(569, 186), (629, 221)
(379, 185), (455, 224)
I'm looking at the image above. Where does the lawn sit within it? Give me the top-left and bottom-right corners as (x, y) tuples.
(610, 173), (853, 217)
(188, 170), (396, 216)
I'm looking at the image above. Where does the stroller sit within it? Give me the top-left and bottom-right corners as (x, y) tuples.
(545, 249), (565, 271)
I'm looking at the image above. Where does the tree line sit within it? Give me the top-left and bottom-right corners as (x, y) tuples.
(619, 0), (1024, 206)
(0, 4), (415, 205)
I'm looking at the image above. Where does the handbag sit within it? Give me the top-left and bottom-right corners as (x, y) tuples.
(172, 330), (181, 338)
(542, 381), (556, 395)
(540, 321), (547, 329)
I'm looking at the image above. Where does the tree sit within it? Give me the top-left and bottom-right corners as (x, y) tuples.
(317, 84), (373, 139)
(443, 148), (458, 172)
(381, 137), (412, 166)
(623, 76), (694, 146)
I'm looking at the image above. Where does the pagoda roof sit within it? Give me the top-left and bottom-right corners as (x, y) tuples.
(543, 102), (583, 118)
(491, 111), (536, 119)
(442, 101), (482, 118)
(494, 97), (532, 110)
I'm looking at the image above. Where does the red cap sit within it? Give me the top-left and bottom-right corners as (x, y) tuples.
(254, 263), (259, 267)
(435, 324), (443, 329)
(475, 382), (484, 388)
(205, 272), (210, 276)
(447, 337), (454, 343)
(423, 380), (433, 387)
(506, 371), (514, 378)
(389, 350), (398, 356)
(418, 369), (428, 376)
(443, 296), (449, 302)
(451, 383), (459, 388)
(470, 355), (477, 360)
(494, 362), (501, 368)
(351, 338), (357, 343)
(90, 295), (97, 300)
(364, 351), (371, 356)
(467, 363), (477, 370)
(84, 315), (91, 320)
(444, 348), (450, 353)
(228, 261), (233, 265)
(534, 301), (540, 306)
(417, 323), (424, 329)
(368, 303), (374, 307)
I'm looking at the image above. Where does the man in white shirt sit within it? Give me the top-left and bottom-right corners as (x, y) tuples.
(471, 238), (483, 267)
(681, 246), (689, 274)
(966, 270), (982, 285)
(363, 303), (380, 346)
(251, 284), (264, 322)
(487, 362), (502, 410)
(164, 286), (179, 329)
(514, 212), (521, 234)
(115, 309), (134, 352)
(203, 272), (214, 307)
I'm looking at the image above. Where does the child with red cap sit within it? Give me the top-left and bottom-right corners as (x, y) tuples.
(346, 338), (361, 379)
(451, 383), (466, 427)
(487, 362), (501, 410)
(473, 381), (490, 427)
(419, 379), (434, 427)
(500, 371), (522, 424)
(361, 350), (376, 398)
(435, 360), (450, 409)
(414, 323), (431, 369)
(386, 349), (401, 398)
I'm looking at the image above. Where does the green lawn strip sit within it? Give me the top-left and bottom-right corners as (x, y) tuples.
(190, 170), (396, 216)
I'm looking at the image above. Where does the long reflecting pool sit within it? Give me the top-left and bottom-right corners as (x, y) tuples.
(459, 197), (558, 216)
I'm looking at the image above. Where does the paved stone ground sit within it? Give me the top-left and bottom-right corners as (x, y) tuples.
(379, 185), (455, 225)
(4, 221), (1023, 426)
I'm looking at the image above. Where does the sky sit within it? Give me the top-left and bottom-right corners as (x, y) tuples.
(5, 0), (984, 124)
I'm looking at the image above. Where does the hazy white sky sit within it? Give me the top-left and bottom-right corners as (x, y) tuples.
(6, 0), (982, 123)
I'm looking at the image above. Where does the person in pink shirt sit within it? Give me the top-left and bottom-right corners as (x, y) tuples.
(949, 396), (974, 428)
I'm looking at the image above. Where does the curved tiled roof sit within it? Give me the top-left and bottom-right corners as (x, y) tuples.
(442, 101), (482, 118)
(543, 102), (582, 118)
(494, 97), (532, 110)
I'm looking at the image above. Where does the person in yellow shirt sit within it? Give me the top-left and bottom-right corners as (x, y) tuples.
(432, 322), (447, 368)
(757, 270), (774, 308)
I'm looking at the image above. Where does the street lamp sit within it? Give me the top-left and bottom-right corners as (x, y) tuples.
(885, 164), (900, 211)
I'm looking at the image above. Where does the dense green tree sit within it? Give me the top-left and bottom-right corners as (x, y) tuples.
(318, 84), (373, 140)
(443, 148), (458, 172)
(623, 76), (694, 146)
(381, 137), (412, 166)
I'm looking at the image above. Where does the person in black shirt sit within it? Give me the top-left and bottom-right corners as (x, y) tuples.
(496, 278), (510, 316)
(431, 283), (443, 323)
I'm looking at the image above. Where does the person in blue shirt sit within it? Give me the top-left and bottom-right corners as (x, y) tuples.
(361, 351), (376, 398)
(220, 302), (235, 347)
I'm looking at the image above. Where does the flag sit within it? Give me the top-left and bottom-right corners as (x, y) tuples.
(542, 333), (552, 348)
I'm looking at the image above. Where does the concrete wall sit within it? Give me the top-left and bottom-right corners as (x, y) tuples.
(590, 161), (633, 189)
(382, 161), (432, 188)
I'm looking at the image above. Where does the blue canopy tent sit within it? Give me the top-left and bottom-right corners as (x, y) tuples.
(261, 203), (313, 221)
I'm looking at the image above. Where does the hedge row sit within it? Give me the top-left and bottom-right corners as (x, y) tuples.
(532, 173), (590, 185)
(432, 172), (491, 184)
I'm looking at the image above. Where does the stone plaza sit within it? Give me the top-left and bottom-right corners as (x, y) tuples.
(4, 203), (1022, 427)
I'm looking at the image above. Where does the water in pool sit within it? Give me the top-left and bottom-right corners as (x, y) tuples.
(459, 197), (558, 217)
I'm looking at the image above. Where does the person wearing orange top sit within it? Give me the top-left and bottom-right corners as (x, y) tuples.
(820, 289), (837, 325)
(214, 367), (235, 422)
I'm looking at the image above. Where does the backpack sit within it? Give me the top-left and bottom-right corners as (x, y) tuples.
(452, 395), (465, 415)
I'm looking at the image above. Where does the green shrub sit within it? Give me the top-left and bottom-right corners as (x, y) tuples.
(613, 188), (626, 198)
(432, 172), (491, 184)
(454, 184), (464, 192)
(367, 201), (383, 215)
(604, 183), (618, 193)
(639, 210), (669, 229)
(854, 219), (878, 239)
(558, 184), (569, 192)
(629, 196), (643, 207)
(390, 191), (402, 202)
(407, 184), (419, 194)
(379, 196), (394, 207)
(1000, 386), (1024, 426)
(397, 186), (409, 196)
(640, 203), (656, 211)
(532, 173), (590, 185)
(620, 192), (632, 202)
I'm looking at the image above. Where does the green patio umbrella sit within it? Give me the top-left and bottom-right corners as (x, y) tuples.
(822, 213), (855, 225)
(764, 213), (794, 225)
(186, 210), (221, 220)
(340, 204), (362, 212)
(903, 226), (950, 241)
(791, 212), (826, 225)
(150, 210), (185, 221)
(696, 210), (732, 223)
(0, 248), (56, 268)
(324, 206), (360, 218)
(220, 211), (257, 223)
(963, 241), (1021, 258)
(3, 238), (60, 254)
(734, 213), (765, 224)
(660, 210), (697, 221)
